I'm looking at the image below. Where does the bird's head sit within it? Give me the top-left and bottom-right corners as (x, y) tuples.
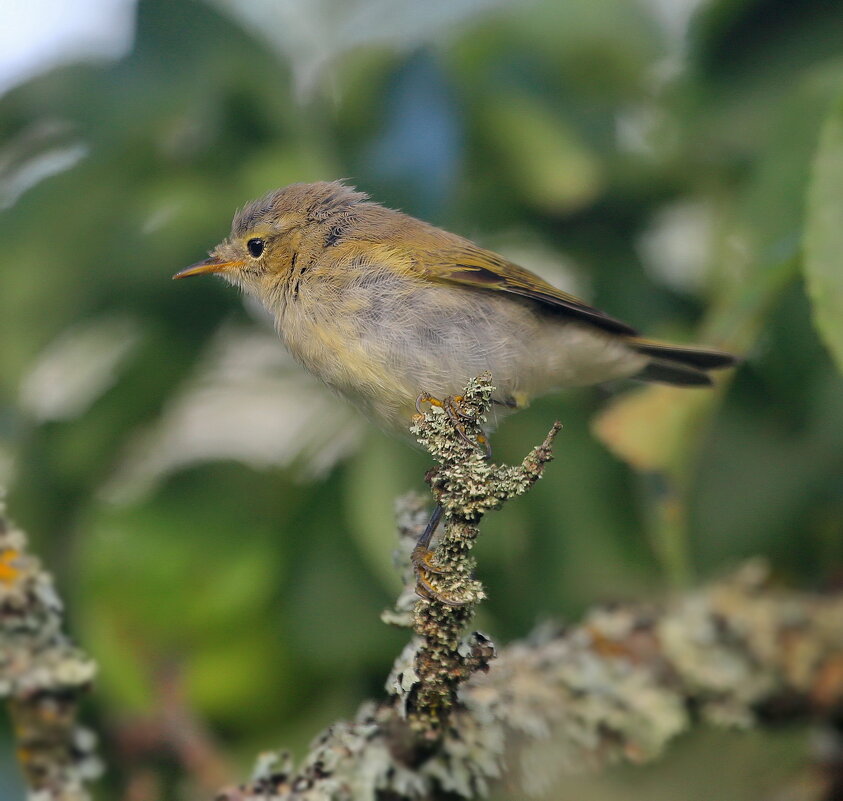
(173, 181), (368, 293)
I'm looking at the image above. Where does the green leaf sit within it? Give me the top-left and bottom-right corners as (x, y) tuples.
(805, 95), (843, 374)
(483, 91), (604, 214)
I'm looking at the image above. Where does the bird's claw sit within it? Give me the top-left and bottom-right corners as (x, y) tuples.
(412, 544), (448, 575)
(415, 392), (441, 416)
(475, 431), (492, 460)
(415, 392), (492, 458)
(412, 545), (471, 606)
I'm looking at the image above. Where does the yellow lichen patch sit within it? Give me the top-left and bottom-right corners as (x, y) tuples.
(0, 547), (22, 585)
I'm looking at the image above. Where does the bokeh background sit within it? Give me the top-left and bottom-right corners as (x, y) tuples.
(2, 0), (843, 798)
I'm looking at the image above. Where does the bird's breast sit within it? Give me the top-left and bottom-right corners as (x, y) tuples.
(269, 262), (642, 430)
(274, 266), (530, 421)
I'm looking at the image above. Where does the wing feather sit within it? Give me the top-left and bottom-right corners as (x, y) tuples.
(412, 243), (638, 336)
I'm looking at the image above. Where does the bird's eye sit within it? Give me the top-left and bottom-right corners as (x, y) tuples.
(246, 238), (265, 258)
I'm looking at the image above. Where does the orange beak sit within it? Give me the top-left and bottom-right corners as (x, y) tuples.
(172, 257), (245, 280)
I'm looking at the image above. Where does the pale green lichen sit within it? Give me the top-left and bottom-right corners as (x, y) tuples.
(406, 373), (561, 736)
(0, 498), (100, 801)
(380, 493), (430, 630)
(214, 378), (843, 801)
(221, 558), (843, 801)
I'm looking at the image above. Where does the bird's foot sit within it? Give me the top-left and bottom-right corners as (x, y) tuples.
(411, 545), (471, 607)
(415, 392), (492, 458)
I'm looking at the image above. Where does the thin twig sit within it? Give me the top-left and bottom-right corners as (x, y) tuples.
(406, 372), (561, 736)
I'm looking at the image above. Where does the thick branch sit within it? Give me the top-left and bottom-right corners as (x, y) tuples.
(217, 558), (843, 800)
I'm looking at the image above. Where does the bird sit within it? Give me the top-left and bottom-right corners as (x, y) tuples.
(174, 180), (735, 602)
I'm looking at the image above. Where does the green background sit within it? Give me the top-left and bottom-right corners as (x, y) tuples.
(2, 0), (843, 798)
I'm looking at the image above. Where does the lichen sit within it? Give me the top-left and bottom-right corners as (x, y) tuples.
(0, 498), (101, 801)
(406, 373), (561, 736)
(215, 377), (843, 801)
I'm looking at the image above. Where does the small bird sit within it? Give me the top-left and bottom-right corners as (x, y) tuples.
(174, 181), (734, 428)
(174, 181), (735, 600)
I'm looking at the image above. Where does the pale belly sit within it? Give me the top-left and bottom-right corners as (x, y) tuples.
(275, 275), (644, 432)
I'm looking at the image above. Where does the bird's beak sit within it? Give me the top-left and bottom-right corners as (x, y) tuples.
(172, 256), (245, 280)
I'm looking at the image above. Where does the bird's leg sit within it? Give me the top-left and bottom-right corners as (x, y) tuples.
(411, 391), (493, 605)
(443, 394), (473, 421)
(412, 504), (472, 605)
(475, 431), (492, 460)
(415, 392), (443, 415)
(411, 504), (446, 574)
(415, 573), (470, 607)
(445, 395), (493, 458)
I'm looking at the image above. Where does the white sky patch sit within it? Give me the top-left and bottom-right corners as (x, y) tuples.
(19, 316), (142, 422)
(208, 0), (516, 98)
(0, 0), (137, 97)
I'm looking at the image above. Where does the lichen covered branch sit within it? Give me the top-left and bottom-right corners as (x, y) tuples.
(3, 372), (841, 801)
(215, 375), (843, 801)
(218, 558), (843, 801)
(0, 499), (100, 801)
(407, 373), (561, 736)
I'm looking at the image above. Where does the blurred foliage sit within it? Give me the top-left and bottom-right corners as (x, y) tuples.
(1, 0), (843, 798)
(805, 95), (843, 374)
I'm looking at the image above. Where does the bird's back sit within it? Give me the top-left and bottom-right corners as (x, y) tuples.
(200, 182), (734, 432)
(275, 206), (639, 429)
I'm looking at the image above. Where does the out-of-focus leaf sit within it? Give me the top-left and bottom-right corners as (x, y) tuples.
(804, 95), (843, 374)
(103, 325), (364, 502)
(0, 121), (88, 210)
(592, 385), (715, 475)
(483, 91), (603, 213)
(18, 315), (141, 422)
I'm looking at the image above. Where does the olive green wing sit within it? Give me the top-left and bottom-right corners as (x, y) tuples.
(413, 243), (638, 336)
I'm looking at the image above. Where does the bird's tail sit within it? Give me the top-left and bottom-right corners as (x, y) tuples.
(628, 337), (737, 387)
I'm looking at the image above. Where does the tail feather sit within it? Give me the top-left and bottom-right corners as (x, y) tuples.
(636, 360), (713, 387)
(628, 337), (737, 387)
(629, 337), (737, 370)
